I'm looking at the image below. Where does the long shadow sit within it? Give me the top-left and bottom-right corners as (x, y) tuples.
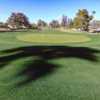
(16, 59), (58, 87)
(0, 46), (99, 87)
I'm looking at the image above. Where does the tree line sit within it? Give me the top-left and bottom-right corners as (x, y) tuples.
(0, 9), (96, 32)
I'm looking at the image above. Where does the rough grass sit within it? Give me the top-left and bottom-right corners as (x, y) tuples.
(0, 30), (100, 100)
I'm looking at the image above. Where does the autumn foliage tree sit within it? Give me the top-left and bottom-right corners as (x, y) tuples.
(7, 12), (31, 29)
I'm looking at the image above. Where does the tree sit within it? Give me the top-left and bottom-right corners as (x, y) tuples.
(37, 19), (47, 28)
(0, 22), (8, 28)
(61, 15), (68, 28)
(31, 23), (38, 29)
(49, 20), (60, 28)
(73, 9), (93, 31)
(92, 11), (96, 15)
(7, 12), (31, 29)
(68, 19), (74, 28)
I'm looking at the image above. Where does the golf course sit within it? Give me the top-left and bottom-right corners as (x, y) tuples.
(0, 30), (100, 100)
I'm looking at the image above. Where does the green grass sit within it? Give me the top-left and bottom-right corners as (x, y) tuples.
(0, 30), (100, 100)
(17, 34), (91, 44)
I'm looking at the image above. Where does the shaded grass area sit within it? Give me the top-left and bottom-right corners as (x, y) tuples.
(0, 46), (99, 87)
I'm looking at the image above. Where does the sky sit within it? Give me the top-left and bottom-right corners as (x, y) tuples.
(0, 0), (100, 23)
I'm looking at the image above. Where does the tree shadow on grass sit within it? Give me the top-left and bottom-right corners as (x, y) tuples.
(0, 46), (100, 87)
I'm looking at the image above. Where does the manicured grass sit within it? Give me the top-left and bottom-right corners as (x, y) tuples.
(0, 30), (100, 100)
(17, 34), (91, 44)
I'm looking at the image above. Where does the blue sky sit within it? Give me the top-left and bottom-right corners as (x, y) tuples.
(0, 0), (100, 23)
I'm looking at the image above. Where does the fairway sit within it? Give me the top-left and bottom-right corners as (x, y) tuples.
(17, 34), (91, 44)
(0, 30), (100, 100)
(0, 0), (100, 99)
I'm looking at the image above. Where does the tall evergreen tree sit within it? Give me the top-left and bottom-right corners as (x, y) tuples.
(61, 15), (68, 27)
(37, 19), (47, 28)
(49, 20), (60, 28)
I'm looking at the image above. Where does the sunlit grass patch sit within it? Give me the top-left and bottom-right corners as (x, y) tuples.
(17, 34), (91, 44)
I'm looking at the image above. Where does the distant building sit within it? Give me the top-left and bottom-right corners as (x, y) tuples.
(89, 20), (100, 33)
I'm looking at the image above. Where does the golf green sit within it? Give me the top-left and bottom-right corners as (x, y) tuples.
(17, 34), (91, 44)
